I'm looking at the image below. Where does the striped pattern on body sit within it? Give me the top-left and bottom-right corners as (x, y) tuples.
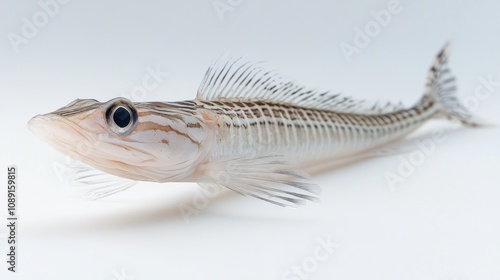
(28, 44), (481, 206)
(197, 96), (437, 160)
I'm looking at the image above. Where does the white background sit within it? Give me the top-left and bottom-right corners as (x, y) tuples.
(1, 0), (499, 279)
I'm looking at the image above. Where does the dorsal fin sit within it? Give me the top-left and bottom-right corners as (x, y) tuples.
(196, 56), (405, 114)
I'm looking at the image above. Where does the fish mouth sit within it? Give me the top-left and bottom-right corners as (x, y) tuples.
(28, 114), (55, 140)
(28, 114), (92, 156)
(28, 112), (163, 181)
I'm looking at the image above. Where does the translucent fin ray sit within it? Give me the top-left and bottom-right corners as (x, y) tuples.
(424, 43), (483, 126)
(197, 56), (405, 114)
(200, 154), (321, 207)
(70, 162), (137, 200)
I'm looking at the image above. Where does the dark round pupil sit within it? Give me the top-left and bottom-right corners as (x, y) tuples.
(113, 107), (131, 128)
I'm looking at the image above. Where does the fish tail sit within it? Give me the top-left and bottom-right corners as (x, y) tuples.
(424, 43), (483, 127)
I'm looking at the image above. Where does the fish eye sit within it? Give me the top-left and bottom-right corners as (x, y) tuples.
(105, 99), (138, 135)
(113, 107), (131, 128)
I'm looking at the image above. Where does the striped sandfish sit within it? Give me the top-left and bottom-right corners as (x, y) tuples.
(28, 44), (480, 206)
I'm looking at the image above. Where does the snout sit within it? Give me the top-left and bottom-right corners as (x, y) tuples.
(28, 114), (54, 140)
(28, 113), (88, 150)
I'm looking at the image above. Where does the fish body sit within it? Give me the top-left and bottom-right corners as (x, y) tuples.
(28, 44), (479, 206)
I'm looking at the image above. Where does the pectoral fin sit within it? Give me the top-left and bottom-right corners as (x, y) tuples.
(70, 162), (137, 200)
(198, 155), (321, 207)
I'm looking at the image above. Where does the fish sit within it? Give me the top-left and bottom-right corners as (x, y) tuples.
(28, 44), (481, 207)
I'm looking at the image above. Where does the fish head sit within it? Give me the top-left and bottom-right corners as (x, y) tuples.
(28, 98), (212, 182)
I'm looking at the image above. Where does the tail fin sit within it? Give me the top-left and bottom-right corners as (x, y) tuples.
(425, 43), (482, 127)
